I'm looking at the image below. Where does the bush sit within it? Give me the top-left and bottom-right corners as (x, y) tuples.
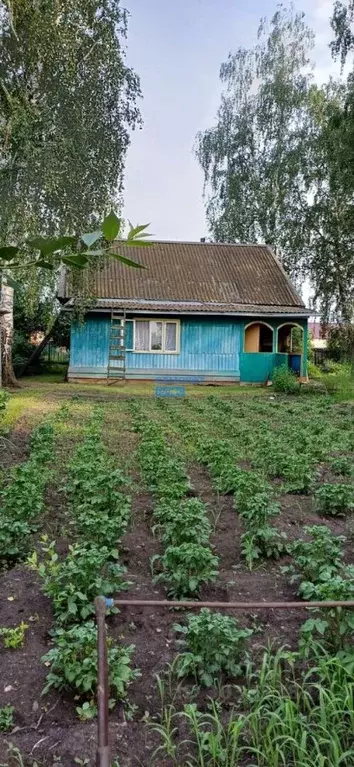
(272, 365), (299, 394)
(42, 621), (138, 705)
(174, 609), (252, 686)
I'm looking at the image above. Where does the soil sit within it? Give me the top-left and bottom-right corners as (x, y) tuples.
(0, 401), (353, 766)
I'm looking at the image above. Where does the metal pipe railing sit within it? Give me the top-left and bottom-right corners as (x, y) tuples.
(95, 596), (354, 766)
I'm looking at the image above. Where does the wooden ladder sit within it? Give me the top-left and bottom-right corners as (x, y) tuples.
(107, 308), (126, 384)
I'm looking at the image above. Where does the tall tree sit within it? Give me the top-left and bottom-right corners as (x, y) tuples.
(196, 6), (314, 266)
(331, 0), (354, 64)
(197, 4), (354, 321)
(0, 0), (141, 384)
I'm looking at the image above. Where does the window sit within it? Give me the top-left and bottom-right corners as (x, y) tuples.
(134, 320), (179, 353)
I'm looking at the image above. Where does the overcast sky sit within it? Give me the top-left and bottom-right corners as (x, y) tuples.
(122, 0), (345, 242)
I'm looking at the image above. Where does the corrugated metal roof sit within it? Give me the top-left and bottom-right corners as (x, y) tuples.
(60, 241), (307, 312)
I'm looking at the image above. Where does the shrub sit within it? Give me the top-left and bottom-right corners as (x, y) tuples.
(174, 609), (252, 686)
(272, 364), (299, 394)
(29, 539), (130, 625)
(315, 483), (354, 516)
(152, 544), (219, 598)
(42, 621), (138, 704)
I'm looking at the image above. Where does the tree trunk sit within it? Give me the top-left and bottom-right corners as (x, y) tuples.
(1, 284), (20, 388)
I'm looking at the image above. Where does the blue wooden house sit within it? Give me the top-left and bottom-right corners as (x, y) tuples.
(60, 241), (309, 384)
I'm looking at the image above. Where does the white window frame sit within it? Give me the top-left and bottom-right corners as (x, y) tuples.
(133, 319), (180, 354)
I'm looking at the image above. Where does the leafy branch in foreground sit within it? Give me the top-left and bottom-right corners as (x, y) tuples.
(0, 212), (151, 279)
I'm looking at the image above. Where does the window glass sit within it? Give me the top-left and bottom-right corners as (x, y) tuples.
(135, 320), (149, 351)
(150, 321), (163, 350)
(165, 322), (177, 351)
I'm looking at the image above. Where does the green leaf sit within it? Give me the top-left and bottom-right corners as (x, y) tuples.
(102, 211), (121, 242)
(0, 246), (19, 261)
(109, 252), (146, 269)
(127, 222), (151, 240)
(81, 230), (102, 247)
(81, 250), (105, 257)
(27, 235), (77, 255)
(62, 254), (89, 268)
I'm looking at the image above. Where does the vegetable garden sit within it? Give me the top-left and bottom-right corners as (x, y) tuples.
(0, 385), (354, 766)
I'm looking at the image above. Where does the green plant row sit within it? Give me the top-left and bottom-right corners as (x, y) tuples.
(0, 421), (55, 567)
(30, 407), (138, 720)
(203, 394), (354, 501)
(129, 401), (219, 598)
(163, 403), (354, 650)
(282, 525), (354, 655)
(157, 402), (286, 570)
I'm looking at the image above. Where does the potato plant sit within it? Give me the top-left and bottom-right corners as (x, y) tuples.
(130, 402), (219, 597)
(33, 407), (138, 714)
(174, 608), (253, 686)
(152, 544), (219, 598)
(29, 539), (130, 625)
(65, 411), (131, 545)
(314, 483), (354, 516)
(42, 621), (138, 707)
(152, 498), (212, 547)
(283, 525), (346, 589)
(0, 421), (54, 566)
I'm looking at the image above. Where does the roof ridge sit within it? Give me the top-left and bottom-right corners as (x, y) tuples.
(121, 240), (270, 247)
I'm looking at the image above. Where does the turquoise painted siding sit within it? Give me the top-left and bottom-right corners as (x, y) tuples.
(239, 319), (308, 382)
(68, 314), (308, 382)
(240, 353), (274, 383)
(70, 316), (109, 376)
(69, 316), (241, 381)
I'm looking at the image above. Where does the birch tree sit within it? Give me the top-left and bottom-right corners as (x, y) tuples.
(0, 0), (141, 385)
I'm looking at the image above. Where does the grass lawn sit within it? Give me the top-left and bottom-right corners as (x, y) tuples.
(0, 379), (353, 766)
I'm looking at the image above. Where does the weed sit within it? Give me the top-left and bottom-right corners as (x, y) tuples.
(272, 364), (300, 393)
(0, 705), (14, 732)
(0, 622), (28, 649)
